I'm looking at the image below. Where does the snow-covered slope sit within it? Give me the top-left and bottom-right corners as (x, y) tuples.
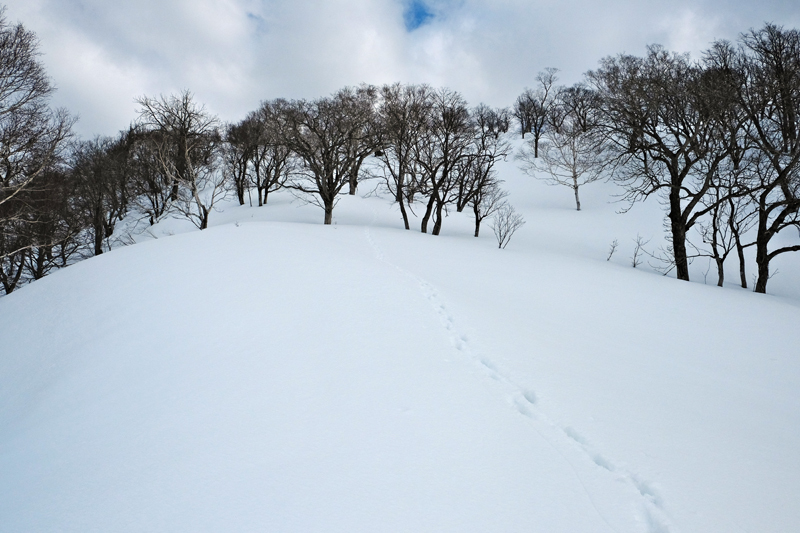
(1, 166), (799, 533)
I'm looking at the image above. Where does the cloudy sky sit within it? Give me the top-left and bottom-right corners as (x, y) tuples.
(5, 0), (800, 137)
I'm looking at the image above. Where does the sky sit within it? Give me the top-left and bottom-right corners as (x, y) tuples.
(5, 0), (800, 138)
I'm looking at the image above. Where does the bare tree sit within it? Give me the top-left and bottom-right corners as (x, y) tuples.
(71, 136), (130, 255)
(697, 180), (756, 286)
(127, 127), (174, 225)
(223, 120), (255, 206)
(249, 99), (295, 206)
(512, 68), (559, 156)
(376, 83), (433, 230)
(456, 104), (511, 213)
(416, 87), (474, 235)
(23, 166), (83, 280)
(0, 8), (73, 248)
(588, 47), (739, 281)
(135, 90), (223, 230)
(631, 234), (649, 267)
(732, 25), (800, 293)
(0, 8), (73, 295)
(0, 163), (82, 293)
(492, 202), (525, 249)
(344, 85), (381, 195)
(283, 88), (379, 224)
(606, 239), (619, 260)
(518, 84), (604, 210)
(470, 179), (507, 237)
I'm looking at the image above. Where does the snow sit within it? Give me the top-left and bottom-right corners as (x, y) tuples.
(1, 160), (799, 532)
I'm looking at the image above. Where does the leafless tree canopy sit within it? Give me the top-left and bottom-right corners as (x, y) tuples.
(492, 202), (525, 249)
(0, 8), (74, 293)
(518, 83), (604, 211)
(282, 86), (380, 225)
(135, 90), (223, 230)
(512, 68), (559, 156)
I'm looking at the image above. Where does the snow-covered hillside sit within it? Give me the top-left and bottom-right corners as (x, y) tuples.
(1, 164), (799, 533)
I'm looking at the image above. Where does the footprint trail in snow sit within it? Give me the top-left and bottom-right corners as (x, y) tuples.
(364, 219), (673, 533)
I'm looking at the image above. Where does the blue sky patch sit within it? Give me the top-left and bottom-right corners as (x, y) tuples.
(403, 0), (434, 31)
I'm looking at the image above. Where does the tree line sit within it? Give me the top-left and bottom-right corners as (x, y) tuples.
(1, 5), (798, 295)
(514, 24), (800, 293)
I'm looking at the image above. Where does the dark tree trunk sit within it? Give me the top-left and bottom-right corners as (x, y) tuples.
(1, 254), (25, 294)
(93, 215), (104, 256)
(669, 188), (690, 281)
(395, 169), (410, 230)
(736, 240), (747, 289)
(754, 236), (770, 293)
(349, 160), (363, 195)
(324, 202), (333, 225)
(399, 198), (410, 230)
(421, 193), (436, 233)
(432, 200), (444, 235)
(32, 249), (46, 280)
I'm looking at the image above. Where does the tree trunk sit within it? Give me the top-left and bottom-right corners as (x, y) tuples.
(399, 198), (410, 230)
(421, 193), (436, 233)
(394, 165), (410, 230)
(753, 201), (772, 294)
(573, 180), (581, 211)
(1, 254), (25, 294)
(349, 162), (361, 195)
(93, 215), (104, 256)
(754, 238), (769, 293)
(669, 189), (690, 281)
(715, 257), (725, 287)
(324, 202), (333, 225)
(736, 240), (747, 289)
(432, 200), (444, 236)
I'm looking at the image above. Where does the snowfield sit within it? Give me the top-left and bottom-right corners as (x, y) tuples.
(1, 164), (799, 533)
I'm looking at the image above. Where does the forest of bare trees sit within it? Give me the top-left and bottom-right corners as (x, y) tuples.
(1, 6), (798, 296)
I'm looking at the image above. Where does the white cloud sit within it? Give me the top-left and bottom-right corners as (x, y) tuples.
(3, 0), (800, 136)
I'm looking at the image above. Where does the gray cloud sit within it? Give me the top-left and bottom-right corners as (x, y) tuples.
(5, 0), (799, 137)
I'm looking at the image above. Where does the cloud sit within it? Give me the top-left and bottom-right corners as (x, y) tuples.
(3, 0), (800, 137)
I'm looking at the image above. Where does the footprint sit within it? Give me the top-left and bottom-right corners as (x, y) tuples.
(592, 454), (615, 472)
(513, 397), (534, 418)
(563, 426), (588, 445)
(522, 389), (537, 405)
(632, 477), (663, 508)
(480, 358), (497, 371)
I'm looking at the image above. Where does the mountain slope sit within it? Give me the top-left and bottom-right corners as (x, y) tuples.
(1, 179), (799, 532)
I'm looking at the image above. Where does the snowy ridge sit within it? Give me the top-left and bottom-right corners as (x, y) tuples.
(1, 170), (799, 532)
